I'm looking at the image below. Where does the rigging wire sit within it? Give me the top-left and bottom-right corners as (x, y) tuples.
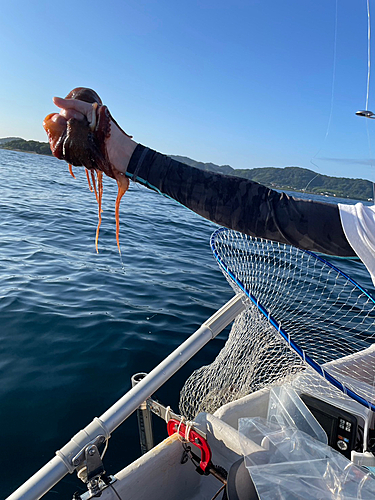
(355, 0), (375, 201)
(309, 0), (374, 200)
(365, 118), (375, 202)
(306, 0), (338, 190)
(367, 0), (375, 202)
(364, 0), (375, 203)
(367, 0), (371, 112)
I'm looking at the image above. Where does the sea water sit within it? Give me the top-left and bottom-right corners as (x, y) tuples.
(1, 149), (373, 497)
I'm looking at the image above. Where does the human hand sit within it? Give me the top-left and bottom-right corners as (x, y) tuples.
(53, 94), (97, 123)
(43, 87), (137, 177)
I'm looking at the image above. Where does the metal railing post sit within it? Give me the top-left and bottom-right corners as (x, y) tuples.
(131, 373), (154, 454)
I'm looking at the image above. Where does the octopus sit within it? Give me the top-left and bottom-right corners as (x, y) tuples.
(43, 87), (130, 253)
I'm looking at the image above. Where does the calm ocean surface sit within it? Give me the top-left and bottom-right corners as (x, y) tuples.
(1, 149), (374, 498)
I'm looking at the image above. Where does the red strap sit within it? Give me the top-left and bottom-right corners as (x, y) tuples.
(167, 418), (212, 473)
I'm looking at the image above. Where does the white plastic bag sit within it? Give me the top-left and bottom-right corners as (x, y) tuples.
(239, 418), (375, 499)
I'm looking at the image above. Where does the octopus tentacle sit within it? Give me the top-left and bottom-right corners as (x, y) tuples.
(113, 173), (130, 254)
(90, 170), (99, 204)
(95, 171), (104, 253)
(85, 168), (93, 192)
(68, 164), (76, 179)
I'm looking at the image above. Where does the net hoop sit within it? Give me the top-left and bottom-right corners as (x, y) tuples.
(210, 227), (375, 412)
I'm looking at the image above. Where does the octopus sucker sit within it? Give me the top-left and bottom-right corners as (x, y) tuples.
(43, 87), (131, 253)
(68, 164), (76, 179)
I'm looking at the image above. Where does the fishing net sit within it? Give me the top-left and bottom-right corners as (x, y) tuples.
(179, 228), (375, 420)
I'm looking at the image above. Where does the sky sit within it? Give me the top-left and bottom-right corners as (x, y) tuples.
(1, 0), (375, 181)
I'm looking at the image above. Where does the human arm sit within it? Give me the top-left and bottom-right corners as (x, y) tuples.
(46, 89), (356, 257)
(126, 145), (355, 256)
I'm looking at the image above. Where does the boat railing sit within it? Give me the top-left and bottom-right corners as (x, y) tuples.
(7, 294), (245, 500)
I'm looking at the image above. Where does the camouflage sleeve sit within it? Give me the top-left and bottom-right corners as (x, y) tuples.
(127, 145), (355, 257)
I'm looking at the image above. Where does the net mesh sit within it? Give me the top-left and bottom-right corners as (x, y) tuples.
(179, 229), (375, 419)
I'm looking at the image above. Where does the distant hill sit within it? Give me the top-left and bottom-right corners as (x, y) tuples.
(170, 155), (234, 175)
(0, 137), (22, 145)
(0, 139), (372, 200)
(171, 155), (373, 201)
(0, 138), (52, 155)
